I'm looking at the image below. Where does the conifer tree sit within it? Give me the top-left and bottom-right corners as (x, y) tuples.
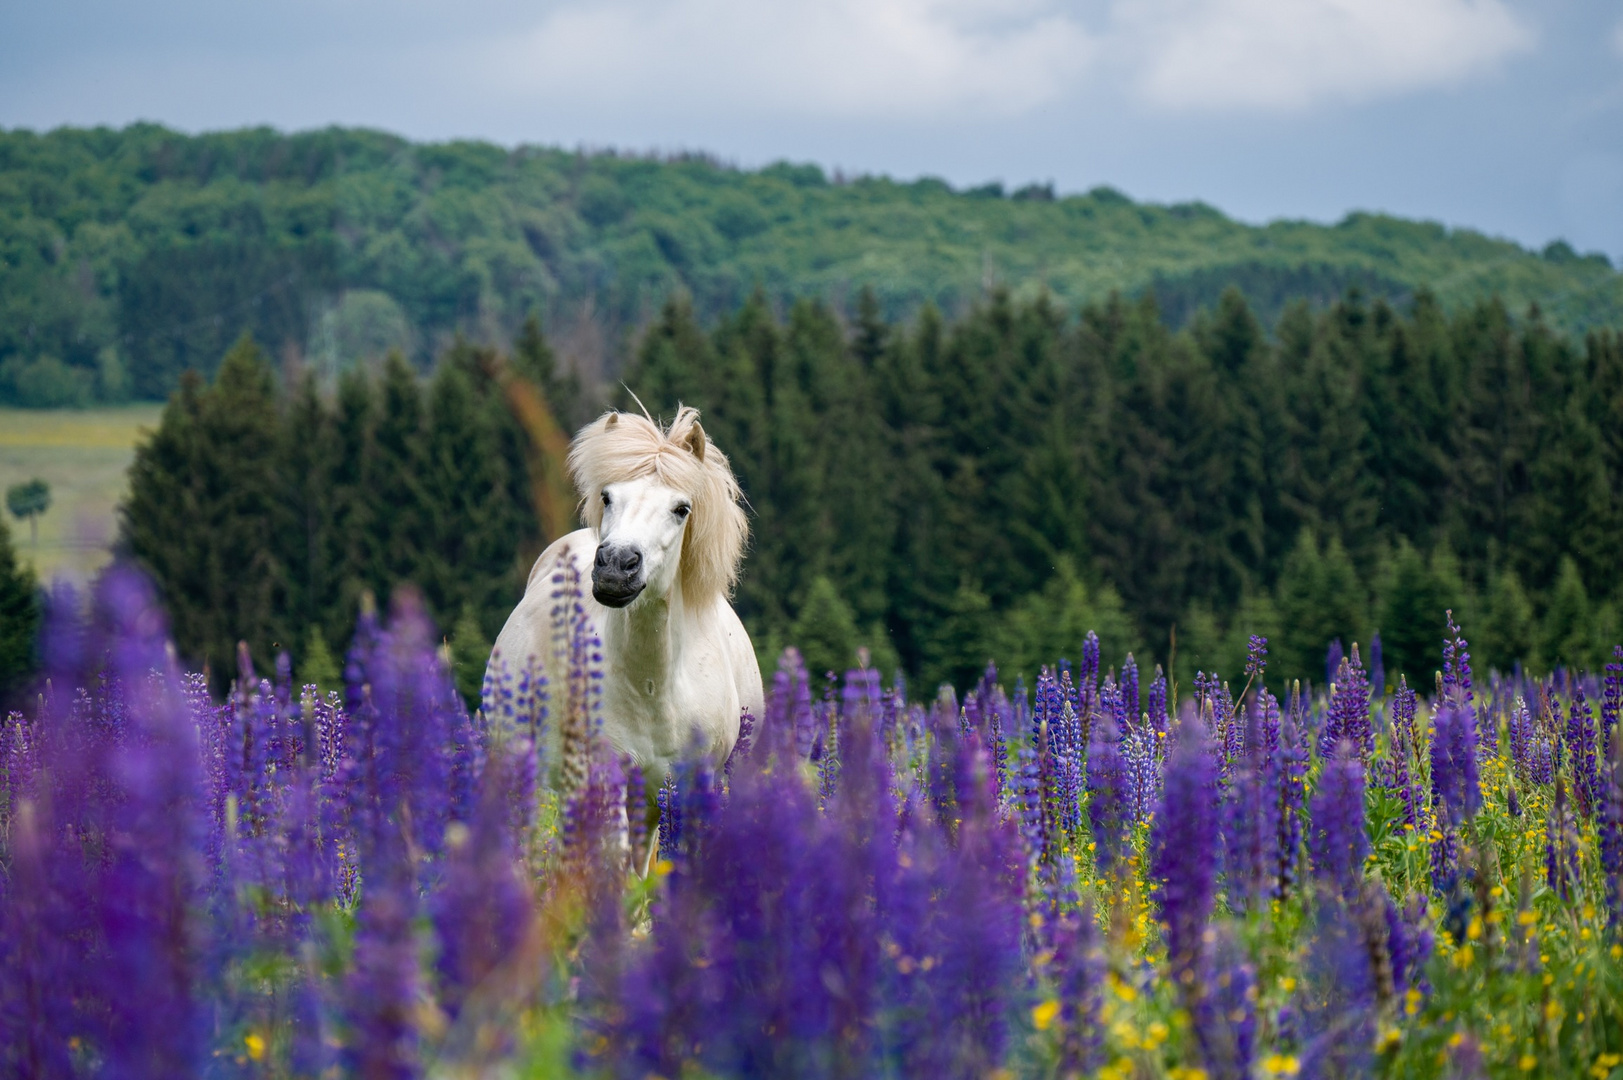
(1274, 530), (1366, 690)
(124, 334), (283, 685)
(1543, 557), (1594, 671)
(1477, 568), (1538, 675)
(449, 604), (493, 708)
(790, 576), (861, 683)
(1379, 541), (1456, 685)
(0, 518), (39, 700)
(366, 351), (428, 597)
(300, 625), (342, 695)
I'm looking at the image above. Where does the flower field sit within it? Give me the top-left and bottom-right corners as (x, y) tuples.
(3, 569), (1622, 1079)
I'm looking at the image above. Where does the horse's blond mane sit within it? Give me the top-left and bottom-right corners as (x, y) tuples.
(567, 406), (748, 604)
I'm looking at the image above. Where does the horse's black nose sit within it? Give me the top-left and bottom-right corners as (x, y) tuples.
(599, 546), (640, 575)
(592, 543), (646, 607)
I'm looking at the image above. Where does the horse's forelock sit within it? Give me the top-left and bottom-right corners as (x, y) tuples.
(568, 407), (747, 602)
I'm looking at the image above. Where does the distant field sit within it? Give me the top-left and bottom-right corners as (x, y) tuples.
(0, 405), (163, 584)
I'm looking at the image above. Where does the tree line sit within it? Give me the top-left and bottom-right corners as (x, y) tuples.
(108, 285), (1622, 701)
(117, 316), (583, 697)
(623, 285), (1622, 693)
(4, 124), (1619, 409)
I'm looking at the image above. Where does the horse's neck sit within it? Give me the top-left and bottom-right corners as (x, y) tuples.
(601, 580), (684, 695)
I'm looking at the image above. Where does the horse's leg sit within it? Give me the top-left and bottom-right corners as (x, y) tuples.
(641, 823), (659, 878)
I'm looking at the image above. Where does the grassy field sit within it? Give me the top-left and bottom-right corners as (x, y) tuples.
(0, 405), (163, 584)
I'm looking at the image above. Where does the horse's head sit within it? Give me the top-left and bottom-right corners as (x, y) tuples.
(571, 406), (747, 610)
(591, 473), (693, 608)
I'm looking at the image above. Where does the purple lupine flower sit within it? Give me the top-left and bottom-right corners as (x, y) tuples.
(1387, 890), (1435, 997)
(431, 744), (535, 1022)
(1325, 639), (1345, 690)
(656, 770), (682, 863)
(1123, 720), (1161, 826)
(1567, 683), (1600, 817)
(1275, 695), (1308, 899)
(1601, 734), (1623, 926)
(1048, 905), (1105, 1075)
(1308, 742), (1369, 897)
(85, 571), (210, 1076)
(1245, 635), (1267, 680)
(1222, 740), (1280, 913)
(1430, 702), (1481, 828)
(1507, 695), (1534, 782)
(1147, 665), (1169, 742)
(1256, 688), (1282, 766)
(1150, 728), (1221, 981)
(344, 871), (422, 1079)
(1080, 631), (1100, 690)
(1531, 735), (1555, 786)
(1320, 646), (1373, 762)
(1603, 646), (1622, 764)
(1442, 609), (1474, 709)
(1368, 631), (1384, 697)
(1297, 894), (1377, 1080)
(1121, 654), (1140, 728)
(1192, 926), (1257, 1080)
(1547, 778), (1580, 901)
(1086, 715), (1129, 877)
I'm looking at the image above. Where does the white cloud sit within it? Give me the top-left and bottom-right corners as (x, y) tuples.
(1123, 0), (1535, 112)
(481, 0), (1096, 120)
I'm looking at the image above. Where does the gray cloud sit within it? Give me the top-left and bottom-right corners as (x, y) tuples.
(1, 0), (1620, 261)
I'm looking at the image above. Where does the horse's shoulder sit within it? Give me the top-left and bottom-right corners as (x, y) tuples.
(525, 528), (597, 590)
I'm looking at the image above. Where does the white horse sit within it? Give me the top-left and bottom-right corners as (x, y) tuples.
(488, 406), (763, 783)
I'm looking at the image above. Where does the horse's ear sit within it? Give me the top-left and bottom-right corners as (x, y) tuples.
(606, 412), (619, 428)
(682, 421), (706, 462)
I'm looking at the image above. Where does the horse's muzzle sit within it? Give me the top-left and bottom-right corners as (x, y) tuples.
(592, 543), (645, 608)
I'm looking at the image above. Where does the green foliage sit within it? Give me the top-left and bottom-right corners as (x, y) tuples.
(3, 125), (1622, 406)
(5, 478), (51, 546)
(121, 329), (552, 687)
(1379, 540), (1470, 687)
(0, 518), (39, 700)
(1273, 530), (1367, 690)
(789, 576), (861, 683)
(114, 280), (1623, 695)
(991, 557), (1138, 689)
(449, 604), (492, 708)
(1476, 568), (1538, 675)
(620, 288), (1623, 691)
(0, 355), (95, 407)
(1543, 556), (1596, 670)
(299, 624), (341, 696)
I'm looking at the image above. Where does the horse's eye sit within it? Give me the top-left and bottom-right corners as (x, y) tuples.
(601, 490), (611, 506)
(673, 503), (691, 520)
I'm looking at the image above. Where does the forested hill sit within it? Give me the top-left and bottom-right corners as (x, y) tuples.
(3, 123), (1621, 406)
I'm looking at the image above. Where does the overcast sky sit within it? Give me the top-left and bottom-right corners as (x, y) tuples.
(4, 0), (1621, 260)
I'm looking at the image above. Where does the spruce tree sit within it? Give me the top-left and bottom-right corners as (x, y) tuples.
(300, 625), (342, 696)
(1543, 557), (1593, 671)
(1379, 540), (1454, 685)
(1274, 529), (1366, 690)
(123, 334), (283, 685)
(365, 351), (428, 601)
(449, 603), (493, 709)
(789, 575), (860, 683)
(1477, 567), (1537, 675)
(514, 312), (584, 431)
(0, 518), (40, 700)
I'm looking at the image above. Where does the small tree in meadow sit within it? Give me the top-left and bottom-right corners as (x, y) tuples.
(6, 478), (51, 546)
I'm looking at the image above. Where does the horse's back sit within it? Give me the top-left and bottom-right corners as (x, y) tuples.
(487, 528), (596, 695)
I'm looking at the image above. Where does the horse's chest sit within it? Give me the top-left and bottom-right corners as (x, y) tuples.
(601, 658), (735, 766)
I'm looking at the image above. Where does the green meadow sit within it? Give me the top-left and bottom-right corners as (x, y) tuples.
(0, 405), (163, 584)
